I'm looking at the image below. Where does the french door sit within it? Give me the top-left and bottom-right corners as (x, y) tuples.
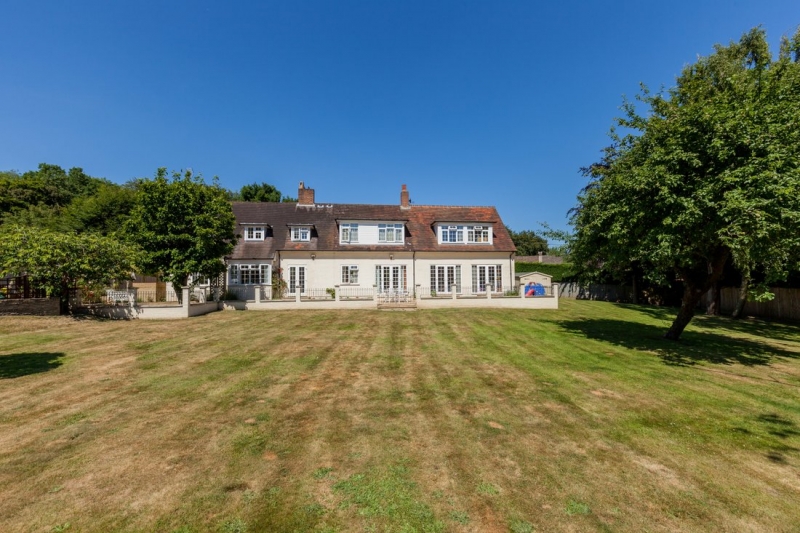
(287, 266), (306, 295)
(431, 265), (461, 293)
(375, 265), (406, 293)
(472, 265), (502, 293)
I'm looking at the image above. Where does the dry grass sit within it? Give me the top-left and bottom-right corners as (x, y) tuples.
(1, 300), (799, 532)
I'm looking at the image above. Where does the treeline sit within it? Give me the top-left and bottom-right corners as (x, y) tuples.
(0, 163), (298, 236)
(0, 163), (299, 312)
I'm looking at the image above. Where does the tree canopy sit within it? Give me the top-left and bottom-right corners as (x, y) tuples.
(125, 168), (237, 290)
(0, 225), (139, 313)
(571, 27), (800, 340)
(0, 163), (136, 234)
(239, 182), (297, 203)
(507, 228), (548, 256)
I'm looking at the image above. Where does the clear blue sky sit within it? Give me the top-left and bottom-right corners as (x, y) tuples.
(2, 1), (798, 236)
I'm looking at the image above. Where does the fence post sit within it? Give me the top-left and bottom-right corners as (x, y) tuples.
(519, 284), (525, 298)
(416, 284), (422, 301)
(451, 284), (457, 300)
(552, 283), (560, 301)
(182, 286), (190, 317)
(373, 284), (378, 302)
(130, 289), (136, 308)
(255, 285), (261, 304)
(486, 285), (492, 300)
(264, 284), (272, 300)
(295, 288), (301, 303)
(335, 285), (340, 302)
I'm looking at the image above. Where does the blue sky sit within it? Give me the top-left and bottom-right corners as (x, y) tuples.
(2, 1), (798, 236)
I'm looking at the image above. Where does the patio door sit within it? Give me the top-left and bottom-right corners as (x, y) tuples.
(375, 265), (406, 293)
(431, 265), (461, 293)
(472, 265), (502, 293)
(287, 266), (306, 295)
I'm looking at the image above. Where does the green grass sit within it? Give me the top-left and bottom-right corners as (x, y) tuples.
(1, 301), (799, 532)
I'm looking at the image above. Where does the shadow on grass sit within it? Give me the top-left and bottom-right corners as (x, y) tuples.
(756, 413), (800, 463)
(558, 318), (798, 367)
(618, 304), (800, 343)
(0, 352), (65, 379)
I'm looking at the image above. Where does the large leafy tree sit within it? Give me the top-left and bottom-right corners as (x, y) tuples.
(125, 168), (237, 291)
(239, 181), (297, 203)
(571, 27), (800, 340)
(0, 225), (139, 313)
(507, 228), (548, 256)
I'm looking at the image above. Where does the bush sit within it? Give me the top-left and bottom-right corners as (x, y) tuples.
(515, 262), (575, 282)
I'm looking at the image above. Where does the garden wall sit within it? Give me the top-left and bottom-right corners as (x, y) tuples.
(0, 298), (60, 316)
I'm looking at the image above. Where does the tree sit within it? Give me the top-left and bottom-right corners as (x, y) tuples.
(0, 225), (139, 313)
(571, 27), (800, 340)
(125, 168), (237, 293)
(239, 182), (296, 203)
(507, 227), (548, 256)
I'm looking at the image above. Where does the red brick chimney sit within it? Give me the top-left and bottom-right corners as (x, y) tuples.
(400, 184), (410, 209)
(298, 181), (315, 206)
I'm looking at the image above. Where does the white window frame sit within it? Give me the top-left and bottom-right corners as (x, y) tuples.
(375, 265), (407, 293)
(341, 265), (359, 284)
(290, 226), (311, 242)
(229, 264), (270, 285)
(471, 264), (502, 293)
(286, 265), (306, 295)
(430, 265), (461, 293)
(440, 225), (464, 243)
(244, 226), (265, 241)
(378, 223), (404, 243)
(467, 225), (491, 244)
(340, 223), (359, 243)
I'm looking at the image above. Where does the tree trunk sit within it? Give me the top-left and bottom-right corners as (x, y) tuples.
(59, 279), (70, 315)
(665, 283), (704, 340)
(706, 282), (720, 316)
(731, 273), (750, 319)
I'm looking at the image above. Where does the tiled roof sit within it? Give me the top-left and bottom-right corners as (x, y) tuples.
(227, 202), (516, 259)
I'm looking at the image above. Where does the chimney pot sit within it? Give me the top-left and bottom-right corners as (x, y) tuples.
(298, 182), (315, 205)
(400, 184), (410, 209)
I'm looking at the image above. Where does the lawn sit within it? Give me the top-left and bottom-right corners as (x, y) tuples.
(1, 300), (799, 533)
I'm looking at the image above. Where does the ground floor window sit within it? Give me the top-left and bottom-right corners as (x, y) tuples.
(472, 265), (502, 292)
(341, 265), (359, 284)
(229, 264), (270, 285)
(375, 265), (406, 293)
(430, 265), (461, 293)
(287, 266), (306, 295)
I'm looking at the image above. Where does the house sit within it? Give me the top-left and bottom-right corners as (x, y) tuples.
(225, 183), (518, 301)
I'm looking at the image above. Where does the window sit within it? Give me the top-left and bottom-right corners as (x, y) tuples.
(229, 264), (270, 285)
(287, 266), (306, 295)
(467, 226), (490, 243)
(441, 225), (464, 243)
(340, 223), (359, 243)
(430, 265), (461, 293)
(341, 265), (359, 284)
(375, 265), (406, 293)
(438, 224), (490, 244)
(244, 226), (265, 241)
(471, 265), (502, 292)
(291, 226), (311, 242)
(378, 223), (404, 243)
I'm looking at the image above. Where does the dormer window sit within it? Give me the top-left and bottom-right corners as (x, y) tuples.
(290, 226), (311, 242)
(378, 223), (404, 243)
(441, 225), (464, 243)
(340, 223), (359, 243)
(244, 226), (265, 241)
(468, 225), (490, 243)
(438, 224), (492, 244)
